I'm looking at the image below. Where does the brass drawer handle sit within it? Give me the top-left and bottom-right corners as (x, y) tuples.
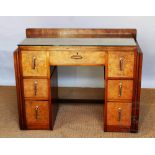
(119, 58), (124, 71)
(35, 106), (39, 120)
(32, 56), (36, 69)
(34, 81), (38, 96)
(119, 82), (122, 97)
(118, 108), (122, 122)
(71, 52), (83, 59)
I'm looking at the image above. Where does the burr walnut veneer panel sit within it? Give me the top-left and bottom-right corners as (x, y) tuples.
(25, 100), (50, 129)
(21, 51), (48, 77)
(107, 80), (133, 100)
(49, 50), (106, 65)
(23, 79), (48, 99)
(108, 51), (135, 77)
(107, 102), (132, 126)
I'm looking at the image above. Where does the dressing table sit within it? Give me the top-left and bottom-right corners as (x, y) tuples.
(14, 29), (143, 133)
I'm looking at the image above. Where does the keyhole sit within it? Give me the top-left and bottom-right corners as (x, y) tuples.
(77, 52), (78, 55)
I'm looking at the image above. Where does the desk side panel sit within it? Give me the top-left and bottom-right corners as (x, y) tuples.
(130, 47), (143, 133)
(14, 49), (26, 129)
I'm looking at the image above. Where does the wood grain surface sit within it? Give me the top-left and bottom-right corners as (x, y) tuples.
(21, 51), (48, 76)
(107, 80), (133, 100)
(108, 51), (135, 78)
(13, 28), (143, 132)
(49, 50), (106, 66)
(25, 100), (50, 129)
(107, 102), (132, 126)
(23, 79), (48, 99)
(26, 28), (137, 39)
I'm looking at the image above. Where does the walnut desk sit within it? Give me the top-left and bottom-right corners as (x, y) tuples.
(14, 29), (143, 133)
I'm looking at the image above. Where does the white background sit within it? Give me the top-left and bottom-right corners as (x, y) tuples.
(0, 16), (154, 88)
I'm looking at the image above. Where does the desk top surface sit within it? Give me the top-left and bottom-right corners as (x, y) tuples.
(19, 38), (137, 46)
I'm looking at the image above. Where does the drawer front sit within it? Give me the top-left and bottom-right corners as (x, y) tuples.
(107, 102), (132, 126)
(49, 51), (106, 65)
(108, 51), (134, 77)
(21, 51), (48, 76)
(23, 79), (48, 98)
(25, 100), (49, 129)
(107, 80), (133, 100)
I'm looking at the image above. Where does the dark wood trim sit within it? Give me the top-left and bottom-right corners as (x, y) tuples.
(104, 51), (108, 131)
(58, 99), (104, 103)
(50, 66), (58, 129)
(23, 76), (49, 79)
(130, 47), (139, 132)
(106, 77), (135, 80)
(19, 46), (137, 51)
(23, 97), (49, 101)
(47, 51), (52, 130)
(14, 50), (21, 127)
(130, 44), (143, 133)
(48, 78), (52, 130)
(106, 125), (130, 132)
(58, 87), (104, 100)
(14, 49), (26, 129)
(18, 49), (27, 129)
(136, 50), (143, 131)
(26, 28), (137, 39)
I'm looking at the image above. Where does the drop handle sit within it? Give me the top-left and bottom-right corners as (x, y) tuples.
(32, 56), (36, 69)
(71, 52), (83, 59)
(118, 108), (122, 122)
(119, 58), (124, 71)
(119, 82), (122, 97)
(34, 81), (38, 96)
(35, 106), (39, 120)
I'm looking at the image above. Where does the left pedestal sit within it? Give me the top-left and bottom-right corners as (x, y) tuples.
(14, 49), (58, 130)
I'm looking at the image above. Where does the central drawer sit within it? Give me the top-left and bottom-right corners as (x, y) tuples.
(49, 50), (106, 65)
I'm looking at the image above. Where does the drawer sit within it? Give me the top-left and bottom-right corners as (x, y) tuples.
(23, 79), (48, 99)
(21, 51), (48, 76)
(49, 50), (106, 65)
(108, 51), (134, 77)
(107, 102), (132, 126)
(107, 80), (133, 100)
(25, 100), (49, 129)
